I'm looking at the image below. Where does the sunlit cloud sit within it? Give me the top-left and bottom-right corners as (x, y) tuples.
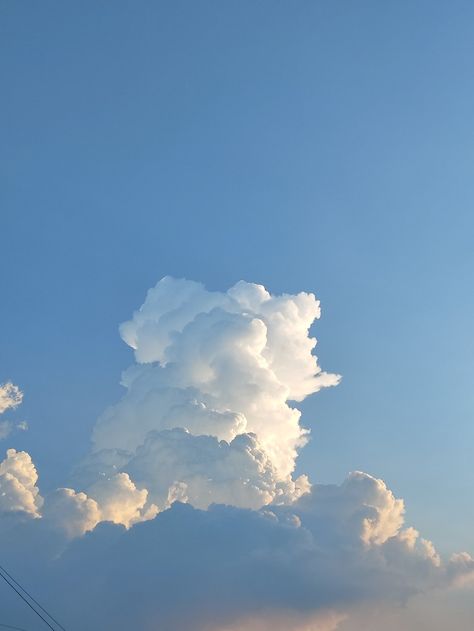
(0, 279), (472, 630)
(0, 381), (23, 415)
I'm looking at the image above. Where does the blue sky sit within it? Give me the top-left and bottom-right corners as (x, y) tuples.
(1, 0), (473, 568)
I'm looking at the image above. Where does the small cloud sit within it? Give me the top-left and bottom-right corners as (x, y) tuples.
(0, 420), (14, 440)
(0, 382), (23, 415)
(0, 419), (29, 441)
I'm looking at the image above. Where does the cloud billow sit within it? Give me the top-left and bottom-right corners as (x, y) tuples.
(0, 278), (472, 630)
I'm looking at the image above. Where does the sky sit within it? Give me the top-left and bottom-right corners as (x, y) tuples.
(1, 2), (474, 630)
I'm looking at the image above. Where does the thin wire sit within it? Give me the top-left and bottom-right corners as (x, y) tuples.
(0, 568), (57, 631)
(0, 624), (30, 631)
(0, 565), (65, 631)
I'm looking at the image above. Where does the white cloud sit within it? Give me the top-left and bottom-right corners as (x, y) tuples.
(42, 475), (158, 536)
(294, 471), (406, 546)
(92, 277), (339, 507)
(0, 448), (42, 518)
(126, 428), (310, 511)
(0, 382), (27, 440)
(0, 278), (471, 631)
(42, 487), (101, 538)
(0, 382), (23, 415)
(87, 472), (158, 527)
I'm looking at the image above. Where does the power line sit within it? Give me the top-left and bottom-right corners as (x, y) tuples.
(0, 624), (30, 631)
(0, 565), (64, 631)
(0, 565), (65, 631)
(0, 568), (56, 631)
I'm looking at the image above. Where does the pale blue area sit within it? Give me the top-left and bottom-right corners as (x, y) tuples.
(1, 1), (473, 553)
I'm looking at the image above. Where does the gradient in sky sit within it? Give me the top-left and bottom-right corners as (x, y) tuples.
(1, 2), (473, 630)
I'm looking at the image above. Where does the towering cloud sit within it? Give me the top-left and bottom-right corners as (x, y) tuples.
(0, 278), (472, 631)
(86, 277), (339, 514)
(0, 448), (42, 520)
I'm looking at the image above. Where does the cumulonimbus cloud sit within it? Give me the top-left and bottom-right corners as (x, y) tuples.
(0, 278), (472, 631)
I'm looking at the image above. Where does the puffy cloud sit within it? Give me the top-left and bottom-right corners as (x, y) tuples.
(42, 487), (101, 538)
(126, 428), (310, 511)
(119, 276), (232, 364)
(0, 448), (42, 518)
(92, 277), (339, 506)
(42, 474), (158, 537)
(4, 485), (469, 631)
(291, 471), (405, 547)
(0, 278), (472, 631)
(0, 458), (471, 631)
(71, 447), (133, 489)
(0, 449), (471, 630)
(87, 472), (158, 527)
(0, 381), (23, 414)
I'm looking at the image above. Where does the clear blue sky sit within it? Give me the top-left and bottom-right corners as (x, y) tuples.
(1, 1), (473, 554)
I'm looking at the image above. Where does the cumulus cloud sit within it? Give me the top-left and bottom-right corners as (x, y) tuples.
(292, 471), (406, 546)
(0, 382), (26, 440)
(0, 381), (23, 414)
(90, 277), (339, 511)
(42, 487), (101, 538)
(0, 448), (42, 519)
(126, 428), (310, 511)
(0, 278), (471, 631)
(41, 474), (158, 538)
(87, 472), (158, 527)
(2, 482), (470, 631)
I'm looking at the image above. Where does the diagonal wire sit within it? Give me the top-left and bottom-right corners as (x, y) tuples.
(0, 624), (30, 631)
(0, 565), (65, 631)
(0, 567), (59, 631)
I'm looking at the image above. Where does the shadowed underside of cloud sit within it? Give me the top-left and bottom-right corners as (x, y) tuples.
(0, 278), (472, 630)
(1, 482), (472, 631)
